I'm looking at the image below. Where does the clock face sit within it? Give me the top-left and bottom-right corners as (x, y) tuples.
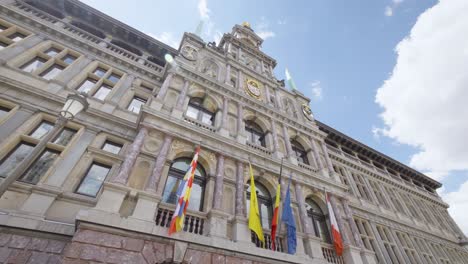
(245, 79), (261, 99)
(302, 103), (314, 120)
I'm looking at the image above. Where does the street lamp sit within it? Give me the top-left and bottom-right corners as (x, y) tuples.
(0, 93), (89, 197)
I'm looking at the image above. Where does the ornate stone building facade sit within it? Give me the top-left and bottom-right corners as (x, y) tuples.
(0, 0), (466, 263)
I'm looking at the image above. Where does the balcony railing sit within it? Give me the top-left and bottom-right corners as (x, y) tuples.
(298, 162), (319, 173)
(246, 141), (272, 155)
(251, 231), (284, 252)
(321, 244), (345, 264)
(183, 116), (216, 132)
(155, 206), (205, 236)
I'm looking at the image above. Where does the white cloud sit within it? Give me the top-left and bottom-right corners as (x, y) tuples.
(393, 0), (404, 4)
(375, 0), (468, 231)
(148, 32), (180, 49)
(439, 181), (468, 236)
(385, 6), (393, 17)
(198, 0), (210, 20)
(310, 81), (323, 100)
(256, 17), (276, 40)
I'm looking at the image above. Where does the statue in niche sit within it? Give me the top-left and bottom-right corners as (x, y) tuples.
(201, 60), (219, 79)
(283, 97), (297, 118)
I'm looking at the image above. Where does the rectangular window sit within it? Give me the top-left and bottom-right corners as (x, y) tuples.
(77, 78), (97, 94)
(20, 57), (47, 73)
(19, 149), (59, 184)
(93, 67), (107, 77)
(53, 127), (76, 146)
(40, 64), (64, 80)
(29, 121), (54, 139)
(102, 141), (123, 154)
(76, 163), (111, 197)
(8, 32), (26, 42)
(354, 218), (384, 263)
(44, 47), (61, 57)
(93, 84), (112, 100)
(107, 73), (121, 83)
(0, 105), (11, 119)
(62, 54), (77, 64)
(185, 105), (199, 120)
(369, 180), (388, 208)
(352, 173), (371, 200)
(127, 97), (146, 113)
(395, 231), (419, 264)
(0, 41), (7, 50)
(0, 142), (35, 178)
(0, 24), (6, 32)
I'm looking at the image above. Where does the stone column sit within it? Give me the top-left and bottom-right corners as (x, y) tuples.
(56, 57), (92, 85)
(225, 64), (231, 85)
(274, 88), (282, 110)
(1, 35), (43, 65)
(112, 127), (148, 185)
(146, 134), (173, 192)
(362, 176), (379, 204)
(321, 143), (336, 175)
(236, 103), (246, 143)
(235, 161), (245, 216)
(109, 75), (135, 104)
(153, 73), (174, 111)
(294, 182), (313, 235)
(310, 138), (324, 170)
(342, 199), (364, 249)
(329, 194), (351, 246)
(270, 120), (281, 158)
(212, 155), (225, 209)
(265, 84), (271, 105)
(282, 124), (294, 163)
(238, 71), (244, 91)
(172, 80), (189, 118)
(218, 96), (229, 136)
(343, 168), (360, 197)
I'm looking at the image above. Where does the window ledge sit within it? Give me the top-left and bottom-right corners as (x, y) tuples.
(183, 116), (216, 133)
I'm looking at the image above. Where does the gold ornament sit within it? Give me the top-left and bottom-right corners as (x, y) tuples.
(245, 78), (261, 99)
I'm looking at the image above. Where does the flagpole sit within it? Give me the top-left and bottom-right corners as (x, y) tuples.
(277, 158), (284, 235)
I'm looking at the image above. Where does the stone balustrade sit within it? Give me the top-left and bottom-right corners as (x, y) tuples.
(321, 243), (345, 264)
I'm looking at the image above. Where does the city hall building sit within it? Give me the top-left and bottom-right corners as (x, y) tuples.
(0, 0), (466, 263)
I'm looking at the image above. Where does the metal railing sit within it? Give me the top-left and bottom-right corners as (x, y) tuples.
(155, 206), (205, 236)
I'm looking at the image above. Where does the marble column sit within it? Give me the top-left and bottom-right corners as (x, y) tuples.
(282, 124), (293, 158)
(342, 199), (364, 248)
(235, 161), (245, 216)
(271, 120), (280, 157)
(294, 182), (313, 235)
(146, 134), (173, 192)
(321, 143), (335, 173)
(225, 64), (231, 85)
(175, 80), (189, 109)
(310, 138), (324, 170)
(156, 72), (174, 99)
(329, 194), (350, 245)
(274, 88), (282, 110)
(236, 103), (245, 143)
(213, 155), (225, 210)
(219, 96), (229, 135)
(238, 71), (244, 91)
(112, 127), (148, 185)
(265, 84), (271, 105)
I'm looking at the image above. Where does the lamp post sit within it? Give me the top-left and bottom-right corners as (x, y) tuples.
(0, 93), (88, 197)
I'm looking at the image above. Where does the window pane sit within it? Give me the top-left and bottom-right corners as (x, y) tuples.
(185, 106), (199, 120)
(0, 142), (35, 178)
(77, 78), (96, 94)
(0, 24), (6, 32)
(53, 127), (76, 145)
(76, 163), (111, 197)
(260, 203), (271, 229)
(8, 32), (26, 42)
(0, 42), (7, 50)
(44, 47), (60, 57)
(93, 67), (107, 77)
(40, 64), (64, 80)
(62, 54), (77, 64)
(93, 84), (112, 100)
(188, 182), (202, 211)
(102, 141), (122, 154)
(201, 112), (213, 126)
(30, 121), (54, 139)
(162, 175), (181, 204)
(0, 106), (11, 119)
(127, 97), (146, 113)
(20, 149), (58, 184)
(107, 73), (121, 83)
(20, 57), (47, 73)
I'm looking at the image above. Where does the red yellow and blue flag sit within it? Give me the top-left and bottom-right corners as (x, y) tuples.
(168, 146), (201, 235)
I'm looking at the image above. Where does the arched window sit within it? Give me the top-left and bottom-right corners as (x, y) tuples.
(291, 140), (309, 165)
(247, 182), (272, 229)
(162, 158), (206, 211)
(245, 121), (266, 147)
(185, 98), (215, 126)
(306, 198), (331, 243)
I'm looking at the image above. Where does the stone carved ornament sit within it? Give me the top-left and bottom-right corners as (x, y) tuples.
(181, 45), (198, 61)
(302, 103), (314, 121)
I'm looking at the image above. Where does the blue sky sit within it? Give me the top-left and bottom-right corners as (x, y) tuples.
(81, 0), (468, 233)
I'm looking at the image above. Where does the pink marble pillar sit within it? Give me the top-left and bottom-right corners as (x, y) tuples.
(213, 154), (225, 210)
(342, 198), (364, 248)
(145, 134), (173, 192)
(329, 194), (350, 245)
(112, 127), (148, 185)
(225, 64), (231, 85)
(175, 80), (189, 109)
(220, 96), (229, 131)
(235, 161), (245, 216)
(156, 72), (174, 100)
(310, 138), (324, 170)
(282, 124), (293, 158)
(271, 120), (279, 152)
(294, 182), (313, 235)
(321, 143), (335, 173)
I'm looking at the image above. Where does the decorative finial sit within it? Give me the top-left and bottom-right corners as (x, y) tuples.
(241, 21), (251, 28)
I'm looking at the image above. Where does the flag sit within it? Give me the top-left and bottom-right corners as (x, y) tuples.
(281, 174), (297, 254)
(285, 68), (297, 91)
(326, 192), (343, 256)
(248, 163), (264, 244)
(271, 158), (283, 251)
(271, 183), (280, 250)
(168, 146), (201, 235)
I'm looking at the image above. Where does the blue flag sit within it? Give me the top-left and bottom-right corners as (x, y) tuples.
(281, 175), (297, 254)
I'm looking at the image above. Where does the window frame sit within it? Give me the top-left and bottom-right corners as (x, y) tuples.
(291, 140), (309, 165)
(75, 162), (112, 197)
(245, 121), (266, 147)
(185, 97), (215, 126)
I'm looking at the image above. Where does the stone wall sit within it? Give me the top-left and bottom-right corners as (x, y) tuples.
(0, 231), (68, 264)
